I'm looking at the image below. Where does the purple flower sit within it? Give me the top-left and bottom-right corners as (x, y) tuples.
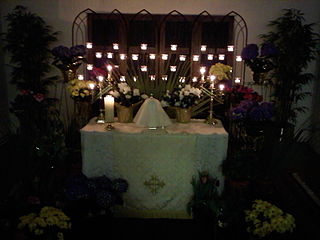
(260, 43), (278, 57)
(70, 45), (86, 56)
(241, 44), (259, 60)
(51, 45), (71, 58)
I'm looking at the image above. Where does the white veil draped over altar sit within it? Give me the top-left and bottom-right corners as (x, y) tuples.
(133, 97), (172, 128)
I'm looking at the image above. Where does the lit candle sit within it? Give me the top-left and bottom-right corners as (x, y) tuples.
(120, 54), (127, 60)
(179, 55), (186, 61)
(95, 52), (102, 58)
(113, 43), (119, 50)
(162, 75), (168, 81)
(219, 84), (225, 91)
(236, 56), (242, 62)
(170, 66), (177, 72)
(132, 54), (139, 60)
(104, 95), (114, 123)
(107, 52), (113, 59)
(77, 74), (84, 80)
(193, 55), (199, 61)
(227, 45), (234, 52)
(150, 75), (156, 81)
(207, 54), (214, 60)
(97, 75), (104, 82)
(88, 82), (95, 90)
(107, 65), (112, 81)
(141, 65), (147, 72)
(133, 76), (137, 82)
(235, 77), (241, 84)
(192, 77), (198, 82)
(210, 75), (216, 89)
(170, 44), (178, 51)
(86, 42), (93, 49)
(120, 76), (126, 82)
(200, 66), (206, 75)
(87, 64), (93, 70)
(141, 43), (148, 50)
(179, 77), (186, 83)
(218, 54), (225, 61)
(149, 54), (156, 60)
(200, 45), (207, 52)
(162, 54), (168, 60)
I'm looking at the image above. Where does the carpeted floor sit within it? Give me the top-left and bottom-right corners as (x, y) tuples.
(1, 139), (320, 240)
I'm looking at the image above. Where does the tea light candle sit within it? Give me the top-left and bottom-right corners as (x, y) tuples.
(86, 42), (93, 49)
(207, 54), (214, 60)
(218, 54), (225, 61)
(141, 43), (148, 50)
(235, 77), (241, 83)
(179, 55), (186, 61)
(227, 45), (234, 52)
(104, 95), (114, 123)
(107, 52), (113, 59)
(113, 43), (119, 50)
(149, 54), (156, 60)
(87, 64), (93, 70)
(120, 54), (127, 60)
(170, 44), (178, 51)
(95, 52), (102, 58)
(77, 74), (84, 80)
(200, 45), (207, 52)
(162, 54), (168, 60)
(236, 56), (242, 62)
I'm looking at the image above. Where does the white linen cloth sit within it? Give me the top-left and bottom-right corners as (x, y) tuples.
(133, 97), (172, 128)
(81, 118), (228, 218)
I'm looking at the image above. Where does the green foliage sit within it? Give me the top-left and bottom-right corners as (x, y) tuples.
(2, 5), (58, 92)
(2, 6), (66, 174)
(260, 9), (319, 124)
(187, 172), (222, 219)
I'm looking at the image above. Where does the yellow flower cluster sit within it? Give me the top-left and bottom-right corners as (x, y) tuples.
(68, 79), (95, 99)
(18, 206), (71, 240)
(245, 199), (296, 238)
(209, 63), (232, 80)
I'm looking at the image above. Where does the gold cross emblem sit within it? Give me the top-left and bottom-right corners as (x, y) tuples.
(144, 175), (165, 195)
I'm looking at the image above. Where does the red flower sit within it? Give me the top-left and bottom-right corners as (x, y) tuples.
(33, 93), (44, 102)
(20, 89), (30, 95)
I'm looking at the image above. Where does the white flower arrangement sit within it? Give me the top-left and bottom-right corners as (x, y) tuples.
(161, 84), (202, 108)
(109, 82), (143, 107)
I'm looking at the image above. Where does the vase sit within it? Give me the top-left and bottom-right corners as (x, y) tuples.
(74, 100), (91, 128)
(175, 107), (192, 123)
(115, 103), (133, 123)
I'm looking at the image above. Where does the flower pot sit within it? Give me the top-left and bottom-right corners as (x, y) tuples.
(175, 107), (192, 123)
(74, 100), (91, 128)
(115, 103), (133, 123)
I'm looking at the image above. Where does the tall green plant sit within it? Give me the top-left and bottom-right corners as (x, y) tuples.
(261, 9), (319, 125)
(2, 6), (66, 175)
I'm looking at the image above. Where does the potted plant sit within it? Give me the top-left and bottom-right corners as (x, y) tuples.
(222, 151), (262, 188)
(260, 9), (319, 132)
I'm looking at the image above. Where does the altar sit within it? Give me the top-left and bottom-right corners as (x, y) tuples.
(81, 118), (228, 218)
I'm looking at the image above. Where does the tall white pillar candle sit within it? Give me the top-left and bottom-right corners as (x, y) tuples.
(104, 95), (114, 123)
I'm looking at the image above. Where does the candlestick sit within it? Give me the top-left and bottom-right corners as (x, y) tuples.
(104, 95), (114, 123)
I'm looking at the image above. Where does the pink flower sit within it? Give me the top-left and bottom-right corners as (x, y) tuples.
(33, 93), (44, 102)
(20, 89), (30, 95)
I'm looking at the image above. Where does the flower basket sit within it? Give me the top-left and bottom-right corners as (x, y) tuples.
(74, 100), (91, 128)
(115, 103), (133, 123)
(175, 107), (192, 123)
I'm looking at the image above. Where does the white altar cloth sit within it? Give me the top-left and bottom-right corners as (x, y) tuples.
(81, 118), (228, 218)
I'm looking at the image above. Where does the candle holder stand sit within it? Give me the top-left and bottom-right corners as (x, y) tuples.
(105, 123), (115, 131)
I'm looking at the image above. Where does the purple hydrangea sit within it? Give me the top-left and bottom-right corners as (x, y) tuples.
(241, 44), (259, 60)
(51, 45), (72, 58)
(70, 45), (86, 56)
(260, 43), (278, 57)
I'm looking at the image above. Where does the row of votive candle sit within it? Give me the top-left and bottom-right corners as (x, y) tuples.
(93, 52), (238, 61)
(86, 42), (235, 52)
